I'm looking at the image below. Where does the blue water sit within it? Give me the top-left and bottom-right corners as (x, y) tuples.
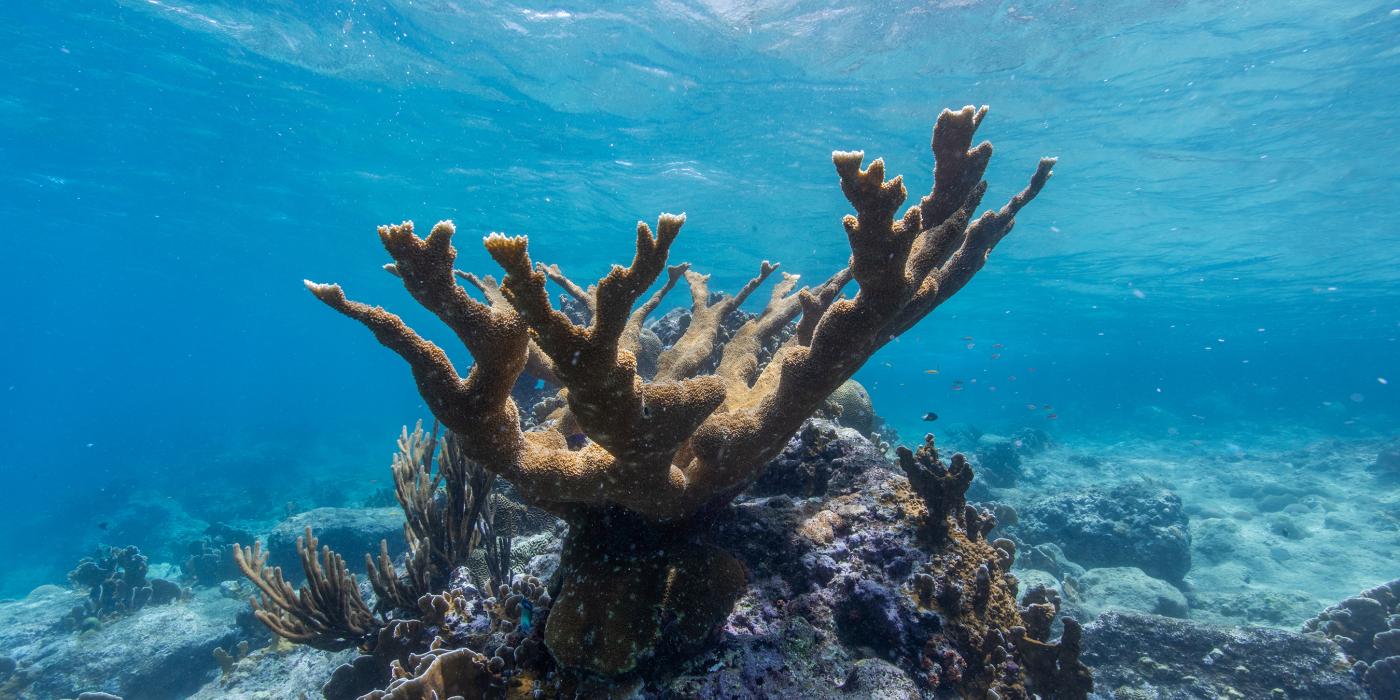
(1, 1), (1397, 598)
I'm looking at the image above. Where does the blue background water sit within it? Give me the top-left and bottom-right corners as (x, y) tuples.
(1, 0), (1396, 598)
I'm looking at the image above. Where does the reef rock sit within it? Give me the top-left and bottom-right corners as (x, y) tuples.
(265, 507), (404, 574)
(1011, 480), (1192, 583)
(0, 585), (242, 699)
(1065, 567), (1188, 620)
(661, 421), (1050, 698)
(1083, 610), (1363, 699)
(750, 419), (889, 499)
(973, 433), (1025, 487)
(1303, 577), (1400, 699)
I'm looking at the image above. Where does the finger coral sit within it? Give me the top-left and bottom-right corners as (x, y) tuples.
(302, 105), (1054, 677)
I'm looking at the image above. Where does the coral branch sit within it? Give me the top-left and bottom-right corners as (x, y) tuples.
(540, 262), (597, 321)
(309, 107), (1051, 522)
(655, 260), (779, 382)
(367, 424), (497, 611)
(454, 270), (560, 386)
(621, 262), (690, 357)
(233, 530), (379, 651)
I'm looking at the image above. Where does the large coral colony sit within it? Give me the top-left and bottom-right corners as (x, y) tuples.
(238, 106), (1085, 698)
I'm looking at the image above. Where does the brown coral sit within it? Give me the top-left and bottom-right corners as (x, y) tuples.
(308, 105), (1051, 526)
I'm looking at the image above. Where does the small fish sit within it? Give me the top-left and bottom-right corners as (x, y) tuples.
(951, 385), (964, 391)
(1047, 413), (1058, 420)
(990, 353), (1001, 360)
(1043, 404), (1052, 410)
(965, 343), (976, 349)
(924, 369), (940, 375)
(1026, 403), (1037, 410)
(922, 412), (939, 421)
(992, 343), (1004, 349)
(98, 522), (108, 531)
(566, 433), (588, 450)
(962, 335), (974, 341)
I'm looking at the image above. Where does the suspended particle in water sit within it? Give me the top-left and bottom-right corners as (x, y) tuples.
(1379, 377), (1389, 385)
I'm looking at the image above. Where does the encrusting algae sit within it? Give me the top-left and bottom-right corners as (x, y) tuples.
(234, 106), (1085, 698)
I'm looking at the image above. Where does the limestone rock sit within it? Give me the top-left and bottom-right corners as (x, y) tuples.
(1083, 610), (1362, 699)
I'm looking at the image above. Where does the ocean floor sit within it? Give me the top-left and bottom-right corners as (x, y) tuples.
(986, 427), (1399, 629)
(0, 422), (1393, 699)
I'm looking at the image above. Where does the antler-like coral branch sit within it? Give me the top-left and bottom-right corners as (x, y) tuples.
(539, 263), (597, 321)
(308, 106), (1052, 522)
(654, 260), (779, 382)
(673, 106), (1053, 512)
(486, 216), (726, 488)
(455, 270), (561, 386)
(621, 262), (690, 357)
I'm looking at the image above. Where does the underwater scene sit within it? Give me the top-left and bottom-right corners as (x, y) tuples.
(2, 1), (1398, 698)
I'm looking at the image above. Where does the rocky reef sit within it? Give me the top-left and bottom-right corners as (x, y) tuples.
(1010, 481), (1192, 584)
